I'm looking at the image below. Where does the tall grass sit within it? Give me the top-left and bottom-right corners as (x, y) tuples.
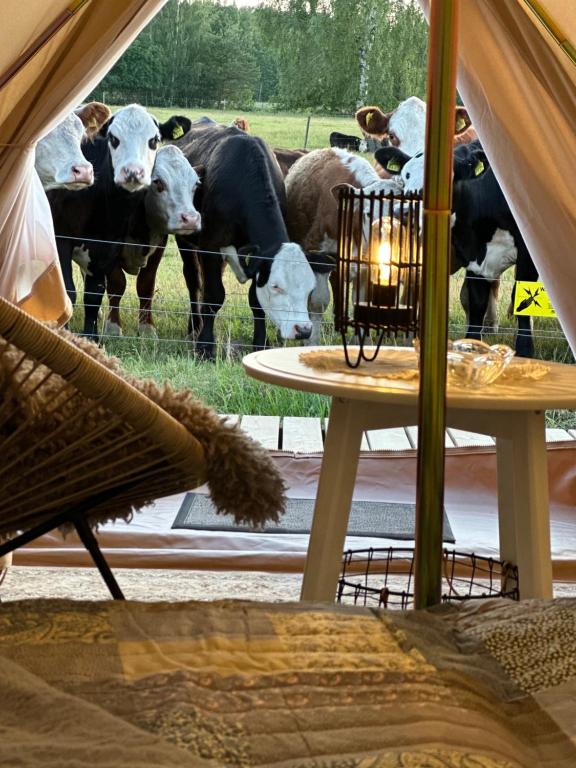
(72, 108), (574, 427)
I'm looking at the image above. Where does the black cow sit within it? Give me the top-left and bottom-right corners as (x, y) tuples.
(451, 142), (538, 358)
(329, 131), (386, 154)
(329, 131), (365, 152)
(375, 142), (538, 358)
(172, 123), (332, 358)
(47, 104), (191, 338)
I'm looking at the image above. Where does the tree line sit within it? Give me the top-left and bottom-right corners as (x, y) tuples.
(90, 0), (428, 113)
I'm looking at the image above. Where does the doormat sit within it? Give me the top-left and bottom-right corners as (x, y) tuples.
(172, 494), (455, 542)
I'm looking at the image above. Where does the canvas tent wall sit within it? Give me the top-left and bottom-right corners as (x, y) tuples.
(0, 0), (167, 323)
(419, 0), (576, 353)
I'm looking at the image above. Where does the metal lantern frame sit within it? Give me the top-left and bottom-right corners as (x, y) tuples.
(335, 187), (423, 368)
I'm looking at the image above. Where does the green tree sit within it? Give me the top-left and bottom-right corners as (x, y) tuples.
(92, 0), (427, 113)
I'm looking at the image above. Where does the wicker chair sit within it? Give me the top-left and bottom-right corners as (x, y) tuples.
(0, 296), (208, 599)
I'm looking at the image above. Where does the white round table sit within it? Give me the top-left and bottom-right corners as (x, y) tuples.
(243, 346), (576, 602)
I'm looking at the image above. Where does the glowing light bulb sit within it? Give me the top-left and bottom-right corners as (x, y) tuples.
(377, 241), (393, 285)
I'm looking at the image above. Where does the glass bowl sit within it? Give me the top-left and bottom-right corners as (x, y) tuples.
(413, 339), (515, 388)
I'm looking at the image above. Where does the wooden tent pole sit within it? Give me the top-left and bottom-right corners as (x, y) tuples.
(522, 0), (576, 63)
(414, 0), (460, 609)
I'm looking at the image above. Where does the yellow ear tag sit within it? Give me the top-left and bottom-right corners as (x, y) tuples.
(474, 159), (485, 176)
(365, 111), (374, 126)
(172, 124), (184, 139)
(387, 160), (401, 172)
(455, 116), (466, 131)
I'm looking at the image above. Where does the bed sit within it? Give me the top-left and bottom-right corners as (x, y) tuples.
(1, 596), (575, 767)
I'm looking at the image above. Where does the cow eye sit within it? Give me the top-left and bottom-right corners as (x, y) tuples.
(270, 284), (285, 294)
(153, 178), (165, 192)
(149, 136), (159, 150)
(109, 134), (120, 149)
(405, 172), (411, 180)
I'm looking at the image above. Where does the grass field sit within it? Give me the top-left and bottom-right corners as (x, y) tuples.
(68, 106), (575, 428)
(149, 105), (360, 151)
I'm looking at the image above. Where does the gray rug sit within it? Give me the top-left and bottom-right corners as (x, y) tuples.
(173, 494), (455, 542)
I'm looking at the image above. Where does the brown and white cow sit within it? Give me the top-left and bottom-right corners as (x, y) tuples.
(358, 96), (498, 330)
(357, 96), (477, 183)
(34, 102), (111, 191)
(285, 147), (401, 344)
(356, 96), (476, 158)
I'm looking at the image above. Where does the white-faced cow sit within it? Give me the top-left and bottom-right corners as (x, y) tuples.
(357, 96), (476, 157)
(375, 142), (538, 358)
(284, 147), (401, 344)
(172, 122), (331, 358)
(104, 145), (203, 337)
(34, 102), (111, 190)
(47, 104), (192, 338)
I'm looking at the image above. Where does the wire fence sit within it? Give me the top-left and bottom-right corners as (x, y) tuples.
(61, 233), (576, 426)
(63, 234), (572, 363)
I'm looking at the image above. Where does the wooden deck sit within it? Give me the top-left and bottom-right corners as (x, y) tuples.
(224, 415), (576, 453)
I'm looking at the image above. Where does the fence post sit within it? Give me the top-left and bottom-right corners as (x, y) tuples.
(303, 115), (312, 149)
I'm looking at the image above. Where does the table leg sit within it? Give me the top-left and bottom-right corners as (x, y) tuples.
(496, 438), (518, 567)
(300, 398), (363, 602)
(495, 411), (553, 599)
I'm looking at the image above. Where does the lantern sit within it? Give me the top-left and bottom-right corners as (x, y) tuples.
(335, 187), (423, 368)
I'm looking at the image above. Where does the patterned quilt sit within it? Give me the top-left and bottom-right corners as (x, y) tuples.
(0, 597), (575, 767)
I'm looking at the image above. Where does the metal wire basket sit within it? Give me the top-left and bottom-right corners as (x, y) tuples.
(337, 547), (519, 610)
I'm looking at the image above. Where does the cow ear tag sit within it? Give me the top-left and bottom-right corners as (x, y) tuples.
(455, 116), (467, 131)
(365, 111), (374, 126)
(387, 159), (401, 172)
(474, 159), (485, 176)
(172, 124), (184, 139)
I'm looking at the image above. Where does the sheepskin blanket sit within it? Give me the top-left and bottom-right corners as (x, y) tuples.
(0, 327), (286, 532)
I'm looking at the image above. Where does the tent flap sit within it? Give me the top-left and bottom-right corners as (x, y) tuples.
(420, 0), (576, 355)
(0, 0), (167, 321)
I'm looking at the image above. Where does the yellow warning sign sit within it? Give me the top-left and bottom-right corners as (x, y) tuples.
(514, 281), (556, 317)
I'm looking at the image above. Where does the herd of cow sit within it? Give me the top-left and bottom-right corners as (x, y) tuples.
(35, 95), (538, 360)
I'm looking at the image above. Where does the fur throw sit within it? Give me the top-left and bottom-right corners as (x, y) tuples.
(0, 327), (286, 533)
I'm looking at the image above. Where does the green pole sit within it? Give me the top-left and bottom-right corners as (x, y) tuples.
(414, 0), (460, 609)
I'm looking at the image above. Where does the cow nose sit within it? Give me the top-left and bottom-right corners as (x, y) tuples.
(121, 165), (145, 182)
(72, 164), (93, 184)
(294, 323), (312, 340)
(180, 212), (201, 229)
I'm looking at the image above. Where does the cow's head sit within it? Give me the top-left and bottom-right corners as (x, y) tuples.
(240, 243), (317, 340)
(99, 104), (192, 192)
(357, 97), (426, 156)
(453, 141), (489, 183)
(375, 142), (488, 197)
(145, 146), (202, 235)
(35, 112), (95, 191)
(75, 101), (112, 140)
(359, 97), (473, 158)
(375, 147), (423, 195)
